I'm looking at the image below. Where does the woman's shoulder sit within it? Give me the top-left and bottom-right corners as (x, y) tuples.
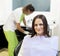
(24, 35), (31, 37)
(49, 36), (58, 43)
(50, 36), (58, 40)
(24, 35), (31, 39)
(22, 35), (32, 44)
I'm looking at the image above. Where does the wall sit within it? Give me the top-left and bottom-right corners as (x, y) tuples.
(51, 0), (60, 51)
(12, 0), (50, 11)
(13, 0), (22, 10)
(0, 0), (12, 25)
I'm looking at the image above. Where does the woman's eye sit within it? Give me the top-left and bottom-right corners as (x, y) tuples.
(39, 24), (43, 26)
(34, 24), (37, 26)
(34, 24), (43, 26)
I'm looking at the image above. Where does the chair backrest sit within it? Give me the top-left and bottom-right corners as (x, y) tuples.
(14, 40), (23, 56)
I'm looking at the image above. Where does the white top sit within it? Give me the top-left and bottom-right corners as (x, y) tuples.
(18, 35), (58, 56)
(3, 7), (23, 31)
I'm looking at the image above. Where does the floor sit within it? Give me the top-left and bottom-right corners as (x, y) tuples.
(0, 48), (60, 56)
(0, 48), (8, 56)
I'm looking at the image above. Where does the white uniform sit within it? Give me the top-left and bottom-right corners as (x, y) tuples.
(18, 35), (58, 56)
(3, 7), (23, 31)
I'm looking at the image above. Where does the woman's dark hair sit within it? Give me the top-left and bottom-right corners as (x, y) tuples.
(31, 14), (50, 37)
(24, 4), (35, 12)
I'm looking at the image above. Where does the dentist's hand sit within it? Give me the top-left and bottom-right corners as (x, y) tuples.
(23, 31), (30, 35)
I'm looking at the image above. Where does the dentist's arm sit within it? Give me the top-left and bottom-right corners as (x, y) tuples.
(16, 23), (30, 35)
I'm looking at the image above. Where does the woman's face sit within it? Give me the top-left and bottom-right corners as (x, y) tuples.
(34, 18), (44, 35)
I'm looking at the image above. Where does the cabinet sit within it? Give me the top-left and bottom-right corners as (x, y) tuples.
(0, 25), (8, 49)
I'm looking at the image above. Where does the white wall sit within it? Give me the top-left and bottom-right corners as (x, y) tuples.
(51, 0), (60, 26)
(51, 0), (60, 51)
(0, 0), (12, 25)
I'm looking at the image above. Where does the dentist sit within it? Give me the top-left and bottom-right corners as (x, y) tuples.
(3, 4), (35, 56)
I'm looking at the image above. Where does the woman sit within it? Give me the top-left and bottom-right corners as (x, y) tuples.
(3, 4), (35, 56)
(18, 14), (58, 56)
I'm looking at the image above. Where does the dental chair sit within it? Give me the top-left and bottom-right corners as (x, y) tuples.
(14, 40), (23, 56)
